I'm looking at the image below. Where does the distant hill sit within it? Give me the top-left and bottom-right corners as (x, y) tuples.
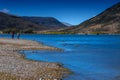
(62, 2), (120, 34)
(0, 12), (48, 32)
(22, 17), (67, 28)
(62, 22), (72, 27)
(0, 12), (67, 33)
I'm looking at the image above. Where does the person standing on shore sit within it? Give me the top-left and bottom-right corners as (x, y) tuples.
(17, 32), (20, 39)
(11, 31), (15, 39)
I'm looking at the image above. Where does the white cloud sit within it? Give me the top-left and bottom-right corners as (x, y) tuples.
(0, 8), (10, 13)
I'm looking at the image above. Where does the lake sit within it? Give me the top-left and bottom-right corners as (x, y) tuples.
(0, 34), (120, 80)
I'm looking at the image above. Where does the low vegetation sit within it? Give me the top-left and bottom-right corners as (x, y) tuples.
(2, 28), (34, 33)
(41, 31), (75, 34)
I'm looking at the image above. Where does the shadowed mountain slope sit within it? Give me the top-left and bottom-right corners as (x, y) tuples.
(62, 2), (120, 34)
(0, 12), (67, 33)
(22, 17), (67, 28)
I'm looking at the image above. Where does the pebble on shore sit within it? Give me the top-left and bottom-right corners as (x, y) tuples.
(0, 38), (70, 80)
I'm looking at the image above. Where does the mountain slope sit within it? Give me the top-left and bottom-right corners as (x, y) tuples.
(63, 2), (120, 34)
(62, 22), (72, 27)
(0, 12), (67, 33)
(0, 12), (47, 31)
(22, 17), (67, 28)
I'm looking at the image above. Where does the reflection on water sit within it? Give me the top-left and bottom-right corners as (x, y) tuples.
(1, 34), (120, 80)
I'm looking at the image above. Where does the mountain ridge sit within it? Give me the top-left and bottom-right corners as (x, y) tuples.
(0, 12), (67, 33)
(22, 16), (67, 28)
(62, 2), (120, 34)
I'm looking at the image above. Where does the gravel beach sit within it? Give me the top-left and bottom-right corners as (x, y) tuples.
(0, 38), (70, 80)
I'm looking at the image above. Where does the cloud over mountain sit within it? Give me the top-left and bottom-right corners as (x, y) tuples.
(0, 8), (10, 13)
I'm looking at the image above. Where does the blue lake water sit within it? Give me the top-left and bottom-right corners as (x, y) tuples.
(0, 34), (120, 80)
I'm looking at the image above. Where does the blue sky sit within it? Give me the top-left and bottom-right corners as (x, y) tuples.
(0, 0), (120, 25)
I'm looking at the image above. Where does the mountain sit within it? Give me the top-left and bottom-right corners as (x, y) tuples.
(0, 12), (47, 31)
(62, 2), (120, 34)
(62, 22), (72, 27)
(0, 12), (67, 33)
(22, 17), (67, 28)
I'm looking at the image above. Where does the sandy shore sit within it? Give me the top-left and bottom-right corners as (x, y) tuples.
(0, 38), (70, 80)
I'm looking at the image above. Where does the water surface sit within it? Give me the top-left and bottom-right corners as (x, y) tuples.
(1, 34), (120, 80)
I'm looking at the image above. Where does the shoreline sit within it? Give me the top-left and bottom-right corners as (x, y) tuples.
(0, 38), (70, 80)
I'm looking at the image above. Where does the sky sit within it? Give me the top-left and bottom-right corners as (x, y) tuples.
(0, 0), (120, 25)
